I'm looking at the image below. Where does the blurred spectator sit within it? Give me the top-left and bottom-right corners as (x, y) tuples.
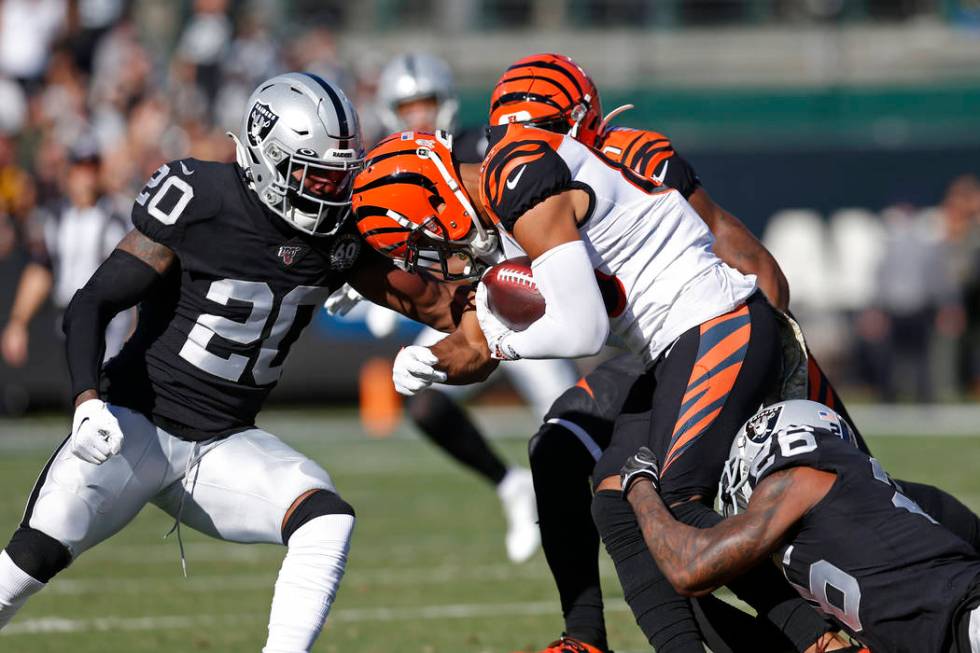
(0, 0), (66, 87)
(0, 139), (130, 368)
(0, 134), (33, 223)
(0, 77), (28, 133)
(863, 205), (960, 403)
(175, 0), (233, 103)
(936, 175), (980, 396)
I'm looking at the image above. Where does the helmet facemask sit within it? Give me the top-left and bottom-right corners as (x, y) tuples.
(719, 434), (754, 518)
(265, 145), (361, 236)
(404, 215), (488, 281)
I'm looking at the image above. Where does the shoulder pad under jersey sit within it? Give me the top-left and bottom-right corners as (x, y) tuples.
(131, 159), (226, 250)
(479, 124), (574, 232)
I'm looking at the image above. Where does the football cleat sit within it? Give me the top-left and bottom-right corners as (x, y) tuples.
(497, 467), (540, 563)
(534, 635), (610, 653)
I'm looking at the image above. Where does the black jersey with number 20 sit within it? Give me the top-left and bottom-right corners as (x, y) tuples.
(749, 426), (980, 652)
(102, 159), (363, 441)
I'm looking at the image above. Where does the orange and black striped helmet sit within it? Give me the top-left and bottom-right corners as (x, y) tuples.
(489, 53), (603, 147)
(351, 130), (497, 281)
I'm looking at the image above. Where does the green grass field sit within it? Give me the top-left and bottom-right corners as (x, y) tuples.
(0, 410), (978, 653)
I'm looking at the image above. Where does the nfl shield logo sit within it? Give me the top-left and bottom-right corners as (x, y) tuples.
(278, 245), (303, 266)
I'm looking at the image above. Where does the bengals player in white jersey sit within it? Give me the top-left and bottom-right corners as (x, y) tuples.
(481, 53), (980, 653)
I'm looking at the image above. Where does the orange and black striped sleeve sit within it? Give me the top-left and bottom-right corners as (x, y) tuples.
(598, 127), (701, 198)
(480, 124), (575, 231)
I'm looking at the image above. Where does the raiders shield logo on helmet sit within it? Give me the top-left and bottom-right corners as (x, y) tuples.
(745, 405), (783, 442)
(247, 101), (279, 147)
(329, 234), (361, 271)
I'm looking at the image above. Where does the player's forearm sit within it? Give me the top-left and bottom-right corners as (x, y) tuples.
(503, 240), (608, 359)
(626, 481), (770, 596)
(63, 250), (160, 400)
(7, 263), (53, 327)
(429, 311), (498, 384)
(350, 256), (469, 333)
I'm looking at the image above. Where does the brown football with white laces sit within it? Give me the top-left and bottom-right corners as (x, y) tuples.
(482, 257), (546, 331)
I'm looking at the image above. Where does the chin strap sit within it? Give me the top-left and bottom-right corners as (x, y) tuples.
(597, 104), (636, 139)
(227, 132), (254, 185)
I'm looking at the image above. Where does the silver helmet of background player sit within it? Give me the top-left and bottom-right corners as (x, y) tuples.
(231, 72), (364, 236)
(376, 53), (458, 133)
(718, 400), (857, 517)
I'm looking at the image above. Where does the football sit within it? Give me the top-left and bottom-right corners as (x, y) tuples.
(482, 257), (546, 331)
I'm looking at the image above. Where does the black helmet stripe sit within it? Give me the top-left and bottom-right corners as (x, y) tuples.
(505, 59), (583, 98)
(491, 91), (565, 115)
(364, 148), (421, 167)
(496, 74), (575, 105)
(302, 72), (354, 140)
(360, 226), (411, 239)
(354, 171), (440, 196)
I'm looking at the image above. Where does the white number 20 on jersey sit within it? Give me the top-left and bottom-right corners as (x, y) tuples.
(136, 163), (194, 225)
(179, 280), (328, 385)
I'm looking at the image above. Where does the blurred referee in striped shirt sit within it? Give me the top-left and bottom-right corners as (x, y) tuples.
(1, 137), (131, 369)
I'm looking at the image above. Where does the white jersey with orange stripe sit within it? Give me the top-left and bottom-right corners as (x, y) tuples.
(480, 123), (757, 367)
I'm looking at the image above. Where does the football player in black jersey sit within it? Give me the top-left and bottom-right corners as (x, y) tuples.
(621, 399), (980, 653)
(0, 73), (465, 652)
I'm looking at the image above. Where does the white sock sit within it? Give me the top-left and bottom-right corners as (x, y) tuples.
(0, 550), (45, 630)
(263, 514), (355, 653)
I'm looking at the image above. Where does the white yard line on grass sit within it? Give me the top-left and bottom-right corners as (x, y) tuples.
(47, 562), (567, 595)
(3, 405), (980, 453)
(1, 599), (633, 635)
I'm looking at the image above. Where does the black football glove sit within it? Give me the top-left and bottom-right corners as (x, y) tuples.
(620, 446), (661, 496)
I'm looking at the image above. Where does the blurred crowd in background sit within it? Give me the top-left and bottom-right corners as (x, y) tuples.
(0, 0), (979, 412)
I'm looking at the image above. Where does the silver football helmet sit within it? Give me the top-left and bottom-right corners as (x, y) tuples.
(230, 72), (364, 236)
(376, 53), (458, 133)
(719, 400), (857, 517)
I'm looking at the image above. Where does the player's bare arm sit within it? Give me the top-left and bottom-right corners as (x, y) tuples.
(687, 188), (790, 312)
(116, 228), (176, 275)
(625, 467), (833, 596)
(347, 248), (468, 333)
(65, 229), (173, 406)
(511, 189), (589, 257)
(430, 309), (498, 384)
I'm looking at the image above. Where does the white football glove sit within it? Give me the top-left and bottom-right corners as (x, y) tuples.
(70, 399), (123, 465)
(323, 283), (363, 317)
(474, 282), (519, 361)
(392, 346), (448, 396)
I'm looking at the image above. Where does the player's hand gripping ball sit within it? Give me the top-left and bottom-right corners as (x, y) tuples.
(480, 257), (545, 331)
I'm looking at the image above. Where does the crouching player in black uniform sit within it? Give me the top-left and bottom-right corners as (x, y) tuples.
(0, 73), (464, 652)
(622, 400), (980, 653)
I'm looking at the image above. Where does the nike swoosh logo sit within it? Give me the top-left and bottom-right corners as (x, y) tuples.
(505, 165), (527, 190)
(652, 160), (669, 184)
(180, 161), (196, 176)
